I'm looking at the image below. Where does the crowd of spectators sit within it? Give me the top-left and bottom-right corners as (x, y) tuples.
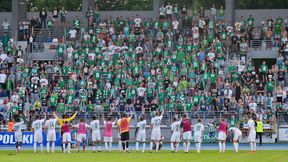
(0, 2), (288, 127)
(17, 6), (68, 41)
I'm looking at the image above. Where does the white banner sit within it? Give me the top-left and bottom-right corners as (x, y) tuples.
(278, 128), (288, 141)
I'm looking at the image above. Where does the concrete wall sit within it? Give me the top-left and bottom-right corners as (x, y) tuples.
(24, 9), (288, 23)
(1, 9), (288, 28)
(26, 11), (82, 23)
(100, 11), (155, 19)
(0, 12), (12, 25)
(26, 11), (154, 22)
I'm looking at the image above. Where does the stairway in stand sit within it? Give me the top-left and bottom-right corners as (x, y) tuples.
(33, 28), (65, 42)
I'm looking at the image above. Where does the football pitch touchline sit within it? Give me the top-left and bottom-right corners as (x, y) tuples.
(0, 143), (288, 150)
(0, 150), (288, 162)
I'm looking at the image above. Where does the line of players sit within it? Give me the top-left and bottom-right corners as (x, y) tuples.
(13, 111), (258, 153)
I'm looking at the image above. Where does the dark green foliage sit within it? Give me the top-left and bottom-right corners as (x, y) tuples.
(26, 0), (82, 11)
(235, 0), (288, 9)
(164, 0), (225, 9)
(0, 0), (12, 12)
(165, 0), (288, 9)
(95, 0), (153, 11)
(1, 0), (288, 12)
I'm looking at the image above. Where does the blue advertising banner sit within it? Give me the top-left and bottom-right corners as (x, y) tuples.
(0, 132), (79, 146)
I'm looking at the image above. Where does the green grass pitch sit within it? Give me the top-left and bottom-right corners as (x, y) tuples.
(1, 150), (287, 162)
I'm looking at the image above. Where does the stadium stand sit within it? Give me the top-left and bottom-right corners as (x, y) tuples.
(0, 0), (288, 143)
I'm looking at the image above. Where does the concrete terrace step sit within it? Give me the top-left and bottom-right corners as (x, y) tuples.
(248, 48), (279, 59)
(31, 50), (57, 61)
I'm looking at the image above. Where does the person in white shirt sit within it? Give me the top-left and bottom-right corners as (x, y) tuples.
(159, 4), (166, 20)
(32, 115), (46, 153)
(88, 51), (96, 60)
(17, 57), (24, 64)
(135, 44), (143, 55)
(108, 25), (115, 35)
(83, 32), (90, 41)
(121, 44), (128, 51)
(248, 116), (256, 152)
(0, 70), (7, 90)
(193, 119), (204, 153)
(172, 18), (179, 34)
(99, 20), (107, 29)
(29, 35), (34, 49)
(23, 20), (30, 39)
(285, 16), (288, 28)
(11, 92), (20, 103)
(238, 62), (245, 74)
(66, 45), (74, 59)
(134, 16), (142, 28)
(192, 25), (199, 39)
(170, 117), (181, 153)
(199, 18), (206, 29)
(239, 40), (248, 63)
(137, 86), (146, 102)
(229, 127), (242, 152)
(165, 2), (173, 20)
(248, 99), (257, 113)
(45, 114), (58, 153)
(2, 18), (10, 31)
(207, 50), (215, 61)
(0, 52), (8, 63)
(135, 116), (147, 152)
(13, 116), (24, 153)
(150, 109), (164, 152)
(210, 5), (216, 19)
(40, 78), (48, 87)
(90, 115), (101, 152)
(68, 29), (77, 39)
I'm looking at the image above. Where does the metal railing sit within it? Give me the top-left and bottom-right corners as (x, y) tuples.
(27, 111), (241, 126)
(249, 39), (279, 49)
(28, 42), (45, 53)
(33, 28), (65, 42)
(27, 42), (58, 63)
(1, 110), (279, 136)
(276, 112), (288, 126)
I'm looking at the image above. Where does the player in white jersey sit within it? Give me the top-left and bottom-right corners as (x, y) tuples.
(248, 116), (256, 152)
(135, 116), (147, 152)
(229, 127), (242, 152)
(32, 115), (46, 153)
(90, 115), (101, 152)
(149, 109), (164, 152)
(170, 117), (181, 153)
(44, 114), (58, 153)
(13, 115), (24, 153)
(193, 119), (204, 153)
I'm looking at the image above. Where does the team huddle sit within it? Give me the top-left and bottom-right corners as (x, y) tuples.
(12, 111), (258, 153)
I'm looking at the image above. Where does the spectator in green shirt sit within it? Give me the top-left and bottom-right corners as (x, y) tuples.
(49, 92), (58, 112)
(57, 99), (66, 112)
(1, 32), (10, 51)
(274, 22), (282, 39)
(247, 15), (255, 28)
(260, 61), (268, 74)
(47, 16), (54, 30)
(73, 16), (81, 30)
